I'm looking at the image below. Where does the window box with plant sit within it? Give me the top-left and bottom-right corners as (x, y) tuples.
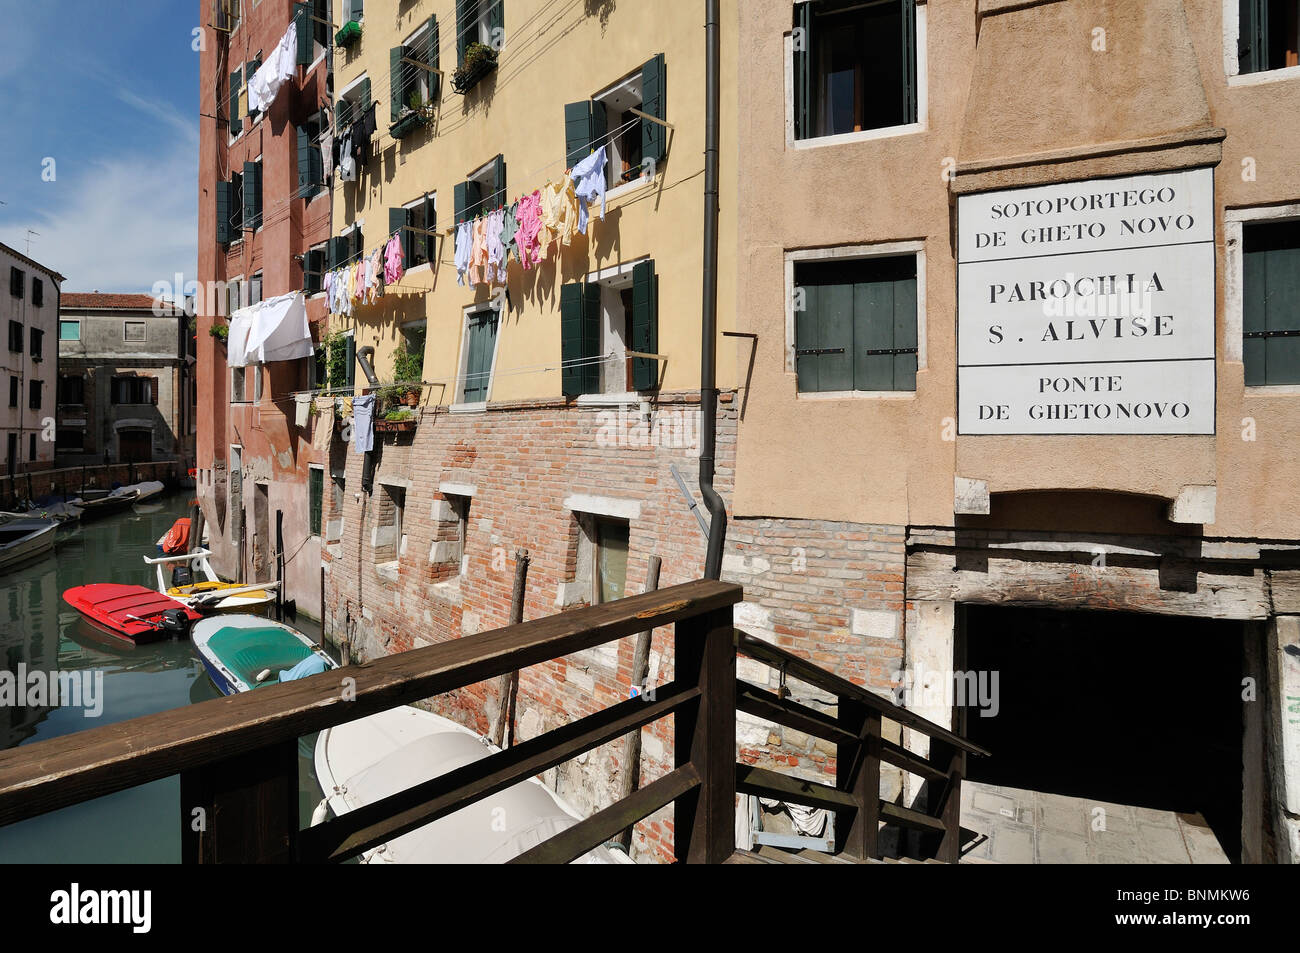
(390, 92), (436, 139)
(335, 19), (361, 47)
(452, 42), (497, 94)
(376, 408), (416, 432)
(210, 321), (230, 343)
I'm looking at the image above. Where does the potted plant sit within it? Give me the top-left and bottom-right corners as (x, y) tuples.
(390, 91), (435, 139)
(210, 321), (230, 342)
(335, 18), (362, 47)
(376, 408), (416, 433)
(452, 41), (498, 94)
(391, 338), (424, 405)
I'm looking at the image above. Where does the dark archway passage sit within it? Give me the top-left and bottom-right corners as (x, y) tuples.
(962, 604), (1244, 861)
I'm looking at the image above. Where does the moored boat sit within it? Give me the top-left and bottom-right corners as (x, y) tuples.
(61, 584), (202, 647)
(143, 549), (277, 615)
(312, 706), (634, 864)
(73, 488), (140, 521)
(0, 514), (58, 572)
(192, 614), (336, 695)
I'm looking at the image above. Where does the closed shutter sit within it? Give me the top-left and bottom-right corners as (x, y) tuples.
(358, 77), (373, 114)
(454, 180), (469, 225)
(1238, 0), (1267, 75)
(792, 3), (811, 140)
(344, 334), (356, 387)
(560, 283), (584, 397)
(901, 0), (917, 125)
(1244, 223), (1300, 385)
(309, 468), (324, 536)
(631, 260), (659, 391)
(464, 310), (497, 403)
(487, 0), (503, 46)
(796, 276), (853, 393)
(351, 228), (364, 261)
(33, 279), (43, 308)
(456, 0), (472, 64)
(565, 101), (593, 168)
(297, 125), (314, 192)
(492, 154), (506, 211)
(391, 45), (407, 121)
(427, 16), (441, 101)
(216, 180), (233, 244)
(582, 282), (602, 395)
(424, 193), (437, 262)
(641, 54), (667, 163)
(390, 207), (411, 268)
(329, 236), (348, 270)
(295, 3), (312, 65)
(243, 161), (261, 229)
(229, 69), (242, 136)
(336, 96), (352, 131)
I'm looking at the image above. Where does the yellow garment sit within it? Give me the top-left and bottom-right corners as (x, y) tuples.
(341, 397), (353, 416)
(541, 176), (579, 252)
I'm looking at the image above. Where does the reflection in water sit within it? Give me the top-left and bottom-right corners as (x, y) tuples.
(0, 494), (326, 863)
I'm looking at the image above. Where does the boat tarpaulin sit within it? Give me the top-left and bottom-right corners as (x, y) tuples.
(228, 291), (314, 367)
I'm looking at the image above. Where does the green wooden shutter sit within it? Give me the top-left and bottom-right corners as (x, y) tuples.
(309, 468), (323, 536)
(456, 0), (471, 64)
(641, 54), (666, 163)
(582, 282), (603, 394)
(1242, 243), (1268, 385)
(295, 3), (312, 65)
(350, 0), (364, 21)
(1263, 239), (1300, 384)
(336, 97), (352, 131)
(391, 45), (406, 121)
(891, 272), (918, 391)
(793, 3), (811, 141)
(901, 0), (918, 125)
(427, 16), (442, 101)
(243, 161), (261, 229)
(560, 282), (584, 396)
(297, 124), (315, 193)
(390, 207), (411, 267)
(344, 334), (356, 386)
(229, 69), (242, 136)
(328, 236), (347, 270)
(216, 180), (232, 244)
(487, 0), (503, 47)
(1239, 0), (1266, 75)
(464, 310), (497, 402)
(631, 260), (658, 391)
(565, 101), (592, 168)
(855, 279), (895, 391)
(424, 193), (437, 262)
(359, 77), (372, 113)
(352, 228), (364, 261)
(492, 154), (506, 210)
(454, 181), (468, 224)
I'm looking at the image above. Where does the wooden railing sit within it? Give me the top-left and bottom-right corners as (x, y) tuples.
(0, 579), (984, 863)
(735, 631), (989, 862)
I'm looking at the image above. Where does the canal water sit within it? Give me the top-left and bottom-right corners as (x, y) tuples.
(0, 492), (329, 863)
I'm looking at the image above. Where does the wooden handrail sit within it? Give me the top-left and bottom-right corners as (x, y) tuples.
(0, 580), (741, 828)
(735, 630), (990, 757)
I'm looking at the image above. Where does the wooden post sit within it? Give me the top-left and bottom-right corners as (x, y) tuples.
(275, 511), (284, 622)
(320, 565), (327, 646)
(672, 604), (736, 863)
(492, 549), (530, 748)
(179, 741), (299, 863)
(836, 697), (881, 860)
(929, 739), (965, 863)
(616, 555), (661, 851)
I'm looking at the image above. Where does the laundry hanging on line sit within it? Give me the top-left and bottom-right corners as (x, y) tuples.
(248, 21), (298, 114)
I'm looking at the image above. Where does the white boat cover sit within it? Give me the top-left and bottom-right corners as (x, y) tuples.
(228, 292), (313, 367)
(317, 706), (632, 864)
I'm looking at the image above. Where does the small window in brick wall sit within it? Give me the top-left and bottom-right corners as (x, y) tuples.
(374, 483), (406, 569)
(429, 493), (470, 580)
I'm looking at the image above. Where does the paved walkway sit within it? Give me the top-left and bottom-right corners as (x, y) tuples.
(959, 782), (1230, 864)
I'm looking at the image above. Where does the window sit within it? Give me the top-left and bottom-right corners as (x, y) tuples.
(375, 483), (406, 566)
(248, 272), (263, 307)
(28, 379), (41, 410)
(29, 328), (43, 361)
(58, 375), (84, 404)
(391, 17), (440, 123)
(459, 307), (499, 404)
(28, 433), (35, 461)
(1243, 219), (1300, 385)
(228, 63), (245, 138)
(454, 155), (506, 224)
(10, 267), (23, 298)
(335, 75), (373, 137)
(226, 278), (243, 317)
(297, 110), (327, 197)
(304, 242), (328, 294)
(309, 466), (324, 537)
(32, 279), (43, 308)
(124, 321), (147, 343)
(231, 366), (247, 403)
(217, 170), (244, 245)
(456, 0), (503, 66)
(59, 320), (80, 341)
(242, 159), (263, 230)
(253, 364), (264, 402)
(562, 260), (658, 397)
(217, 0), (240, 35)
(56, 428), (84, 452)
(7, 376), (16, 408)
(330, 227), (365, 284)
(1238, 0), (1300, 74)
(8, 320), (23, 352)
(390, 195), (436, 268)
(793, 254), (918, 393)
(293, 0), (330, 65)
(568, 56), (666, 188)
(792, 0), (918, 141)
(112, 377), (155, 404)
(593, 517), (630, 604)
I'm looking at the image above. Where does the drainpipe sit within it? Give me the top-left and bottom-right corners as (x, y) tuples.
(699, 0), (726, 580)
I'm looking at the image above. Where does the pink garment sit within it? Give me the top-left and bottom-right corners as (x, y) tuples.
(514, 191), (544, 270)
(352, 259), (363, 300)
(384, 233), (405, 285)
(468, 217), (489, 286)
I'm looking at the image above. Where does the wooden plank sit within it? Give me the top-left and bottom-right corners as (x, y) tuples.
(180, 740), (297, 864)
(880, 800), (946, 833)
(0, 579), (742, 828)
(1270, 569), (1300, 614)
(298, 682), (698, 863)
(736, 632), (989, 756)
(509, 765), (700, 864)
(674, 606), (737, 863)
(736, 764), (857, 812)
(907, 549), (1269, 621)
(879, 738), (949, 784)
(836, 700), (879, 861)
(735, 681), (856, 745)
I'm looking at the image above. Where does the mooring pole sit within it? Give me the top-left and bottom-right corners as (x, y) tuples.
(492, 548), (530, 748)
(617, 555), (662, 852)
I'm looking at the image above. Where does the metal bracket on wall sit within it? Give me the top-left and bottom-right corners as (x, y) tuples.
(670, 463), (710, 538)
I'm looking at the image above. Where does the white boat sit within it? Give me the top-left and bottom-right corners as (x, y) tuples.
(312, 705), (635, 864)
(143, 549), (278, 615)
(115, 480), (165, 504)
(0, 514), (58, 572)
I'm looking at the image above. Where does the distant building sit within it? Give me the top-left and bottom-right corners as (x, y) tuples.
(56, 293), (196, 467)
(0, 241), (62, 475)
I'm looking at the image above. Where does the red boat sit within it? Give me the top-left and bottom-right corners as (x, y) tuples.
(62, 584), (202, 647)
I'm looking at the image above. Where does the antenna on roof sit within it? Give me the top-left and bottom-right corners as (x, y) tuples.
(24, 229), (39, 255)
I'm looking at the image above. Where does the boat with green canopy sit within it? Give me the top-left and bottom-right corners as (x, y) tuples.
(191, 614), (337, 696)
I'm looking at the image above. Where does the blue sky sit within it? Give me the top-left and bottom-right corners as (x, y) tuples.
(0, 0), (198, 294)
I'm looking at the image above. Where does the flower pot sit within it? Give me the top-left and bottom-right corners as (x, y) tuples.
(452, 48), (498, 94)
(389, 109), (431, 140)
